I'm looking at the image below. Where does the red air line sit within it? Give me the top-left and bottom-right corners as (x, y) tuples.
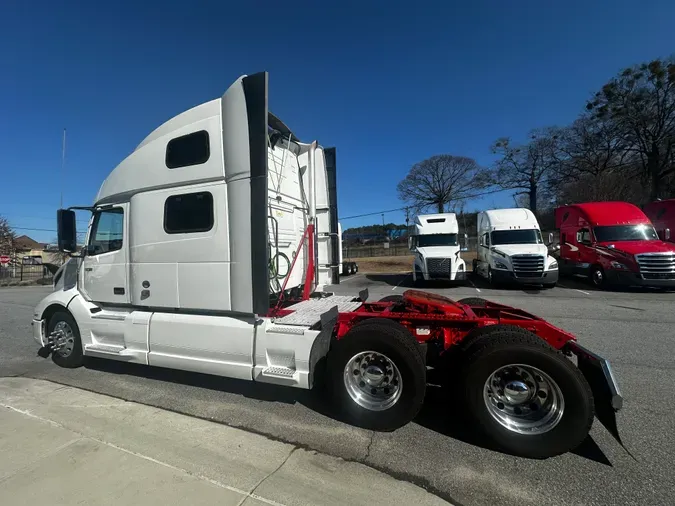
(272, 223), (315, 312)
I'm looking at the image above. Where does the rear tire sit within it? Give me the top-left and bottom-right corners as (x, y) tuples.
(457, 297), (488, 307)
(48, 311), (84, 369)
(461, 329), (593, 458)
(379, 295), (404, 303)
(328, 319), (426, 431)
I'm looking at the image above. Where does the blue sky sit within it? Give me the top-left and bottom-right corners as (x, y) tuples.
(2, 0), (673, 242)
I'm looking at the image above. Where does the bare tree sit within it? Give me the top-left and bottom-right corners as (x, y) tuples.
(586, 58), (675, 200)
(397, 155), (491, 213)
(490, 128), (562, 215)
(549, 116), (634, 201)
(0, 216), (16, 255)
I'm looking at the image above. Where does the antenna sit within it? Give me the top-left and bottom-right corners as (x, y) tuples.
(60, 128), (66, 209)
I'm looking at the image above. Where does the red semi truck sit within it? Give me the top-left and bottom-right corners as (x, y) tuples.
(643, 199), (674, 243)
(555, 201), (675, 288)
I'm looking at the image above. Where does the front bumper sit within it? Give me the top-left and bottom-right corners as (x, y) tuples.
(492, 269), (559, 285)
(606, 270), (675, 288)
(32, 319), (45, 346)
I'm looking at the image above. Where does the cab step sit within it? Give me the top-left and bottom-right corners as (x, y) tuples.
(261, 366), (296, 378)
(85, 343), (126, 354)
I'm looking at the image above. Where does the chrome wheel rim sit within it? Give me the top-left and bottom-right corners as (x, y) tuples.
(593, 269), (603, 285)
(343, 351), (402, 411)
(52, 321), (75, 357)
(483, 364), (564, 435)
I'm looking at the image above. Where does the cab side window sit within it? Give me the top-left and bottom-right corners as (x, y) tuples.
(577, 228), (591, 244)
(89, 209), (124, 255)
(164, 191), (214, 234)
(480, 232), (490, 247)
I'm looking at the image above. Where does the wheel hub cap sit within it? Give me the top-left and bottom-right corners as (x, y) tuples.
(483, 364), (564, 435)
(51, 321), (75, 357)
(344, 351), (402, 412)
(364, 365), (385, 385)
(503, 380), (530, 404)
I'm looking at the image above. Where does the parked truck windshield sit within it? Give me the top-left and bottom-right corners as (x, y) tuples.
(491, 229), (543, 245)
(594, 224), (659, 242)
(417, 234), (458, 247)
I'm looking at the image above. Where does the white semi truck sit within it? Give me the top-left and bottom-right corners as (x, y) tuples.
(31, 73), (623, 459)
(474, 208), (558, 288)
(410, 213), (467, 284)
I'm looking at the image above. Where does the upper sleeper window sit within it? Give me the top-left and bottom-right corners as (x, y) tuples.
(164, 192), (214, 234)
(166, 130), (210, 169)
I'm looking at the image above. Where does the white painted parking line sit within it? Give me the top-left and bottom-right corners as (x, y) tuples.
(392, 274), (411, 291)
(557, 282), (591, 295)
(467, 277), (481, 293)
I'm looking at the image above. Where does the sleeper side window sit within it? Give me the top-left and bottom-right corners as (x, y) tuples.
(164, 191), (214, 234)
(166, 130), (210, 169)
(89, 209), (124, 255)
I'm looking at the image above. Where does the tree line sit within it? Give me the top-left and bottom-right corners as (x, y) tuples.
(397, 57), (675, 216)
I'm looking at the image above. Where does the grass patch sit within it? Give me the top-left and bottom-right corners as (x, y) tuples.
(349, 252), (477, 274)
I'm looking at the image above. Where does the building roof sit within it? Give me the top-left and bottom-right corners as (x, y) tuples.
(14, 235), (46, 251)
(564, 202), (648, 226)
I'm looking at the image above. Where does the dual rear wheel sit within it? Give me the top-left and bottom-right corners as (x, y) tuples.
(328, 312), (594, 458)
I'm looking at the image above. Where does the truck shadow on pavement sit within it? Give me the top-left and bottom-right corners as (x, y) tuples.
(83, 357), (611, 465)
(417, 379), (612, 466)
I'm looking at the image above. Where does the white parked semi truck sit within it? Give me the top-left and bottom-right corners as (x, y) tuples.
(32, 73), (623, 459)
(474, 208), (558, 288)
(410, 213), (467, 284)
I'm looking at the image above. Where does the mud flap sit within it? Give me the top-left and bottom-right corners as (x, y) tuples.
(567, 342), (623, 446)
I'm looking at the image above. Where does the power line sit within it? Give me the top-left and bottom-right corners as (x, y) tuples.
(338, 188), (513, 220)
(13, 226), (86, 235)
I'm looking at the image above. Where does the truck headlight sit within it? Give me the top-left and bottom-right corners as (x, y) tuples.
(494, 260), (508, 270)
(610, 261), (627, 270)
(548, 260), (558, 270)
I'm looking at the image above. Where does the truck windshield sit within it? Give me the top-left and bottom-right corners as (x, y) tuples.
(594, 224), (658, 242)
(417, 234), (458, 247)
(491, 229), (543, 245)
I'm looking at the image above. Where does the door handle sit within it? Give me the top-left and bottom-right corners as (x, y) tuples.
(85, 267), (93, 271)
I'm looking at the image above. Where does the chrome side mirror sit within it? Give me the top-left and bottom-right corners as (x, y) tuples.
(666, 228), (671, 240)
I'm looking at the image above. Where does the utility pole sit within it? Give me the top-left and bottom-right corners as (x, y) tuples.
(381, 213), (385, 241)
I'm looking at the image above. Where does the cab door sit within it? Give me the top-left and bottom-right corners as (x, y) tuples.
(575, 227), (595, 275)
(81, 205), (129, 305)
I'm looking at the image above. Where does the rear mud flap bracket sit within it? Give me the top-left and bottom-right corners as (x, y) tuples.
(567, 342), (624, 446)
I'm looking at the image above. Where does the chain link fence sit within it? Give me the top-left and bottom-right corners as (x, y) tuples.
(342, 232), (558, 260)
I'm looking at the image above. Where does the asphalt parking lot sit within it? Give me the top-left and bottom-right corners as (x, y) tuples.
(2, 278), (674, 506)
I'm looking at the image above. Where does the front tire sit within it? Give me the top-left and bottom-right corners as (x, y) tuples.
(413, 266), (425, 287)
(543, 283), (556, 289)
(48, 311), (84, 368)
(590, 265), (605, 288)
(329, 319), (426, 431)
(487, 266), (496, 286)
(462, 329), (593, 458)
